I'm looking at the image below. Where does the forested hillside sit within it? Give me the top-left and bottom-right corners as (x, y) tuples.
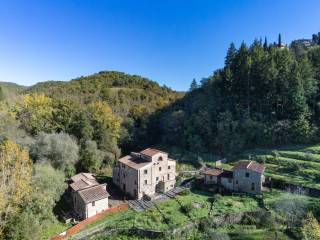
(0, 82), (26, 101)
(152, 36), (320, 156)
(0, 71), (181, 239)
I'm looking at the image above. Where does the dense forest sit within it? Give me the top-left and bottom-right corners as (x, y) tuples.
(152, 34), (320, 157)
(1, 33), (320, 239)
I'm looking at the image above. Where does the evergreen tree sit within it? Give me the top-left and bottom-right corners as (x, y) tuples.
(263, 37), (268, 50)
(189, 79), (198, 91)
(225, 43), (237, 66)
(278, 33), (282, 47)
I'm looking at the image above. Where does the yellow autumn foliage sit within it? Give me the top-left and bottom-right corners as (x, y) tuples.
(15, 93), (55, 135)
(302, 212), (320, 240)
(0, 140), (32, 237)
(88, 101), (122, 141)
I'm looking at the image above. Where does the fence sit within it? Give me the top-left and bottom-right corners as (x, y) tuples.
(50, 203), (129, 240)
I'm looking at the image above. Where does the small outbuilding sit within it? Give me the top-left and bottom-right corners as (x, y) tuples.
(69, 173), (110, 220)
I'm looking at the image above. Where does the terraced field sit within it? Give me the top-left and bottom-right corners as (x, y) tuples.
(240, 144), (320, 190)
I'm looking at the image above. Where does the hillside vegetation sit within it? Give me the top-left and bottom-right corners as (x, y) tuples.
(1, 34), (320, 239)
(241, 143), (320, 190)
(152, 40), (320, 156)
(0, 71), (181, 239)
(0, 82), (26, 101)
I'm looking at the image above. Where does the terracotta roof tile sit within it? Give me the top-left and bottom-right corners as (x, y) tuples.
(203, 168), (224, 176)
(78, 184), (110, 204)
(118, 154), (151, 170)
(140, 148), (166, 157)
(233, 161), (265, 174)
(70, 172), (99, 191)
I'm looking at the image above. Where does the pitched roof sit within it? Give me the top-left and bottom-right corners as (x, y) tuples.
(70, 173), (99, 191)
(140, 148), (166, 157)
(118, 154), (151, 170)
(203, 168), (224, 176)
(203, 168), (233, 178)
(71, 172), (96, 182)
(233, 161), (265, 174)
(78, 184), (110, 204)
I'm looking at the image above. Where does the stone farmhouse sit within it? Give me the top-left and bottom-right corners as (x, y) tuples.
(113, 148), (176, 199)
(203, 161), (265, 194)
(69, 173), (110, 220)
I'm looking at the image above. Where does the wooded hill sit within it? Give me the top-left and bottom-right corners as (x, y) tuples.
(151, 37), (320, 157)
(26, 71), (182, 118)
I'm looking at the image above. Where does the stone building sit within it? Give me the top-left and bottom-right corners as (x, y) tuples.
(69, 173), (110, 220)
(203, 161), (265, 194)
(113, 148), (176, 199)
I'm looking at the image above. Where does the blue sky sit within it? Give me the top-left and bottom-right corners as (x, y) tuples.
(0, 0), (319, 91)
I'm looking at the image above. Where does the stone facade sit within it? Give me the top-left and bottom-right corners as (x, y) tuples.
(203, 161), (265, 194)
(113, 148), (176, 199)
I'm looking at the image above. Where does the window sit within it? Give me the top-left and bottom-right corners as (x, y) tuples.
(159, 167), (162, 171)
(158, 156), (163, 161)
(245, 172), (250, 178)
(167, 174), (170, 180)
(92, 201), (95, 206)
(134, 180), (137, 185)
(236, 180), (238, 184)
(144, 180), (147, 185)
(168, 166), (171, 170)
(251, 182), (255, 191)
(156, 177), (159, 181)
(228, 178), (232, 183)
(144, 169), (148, 174)
(210, 176), (213, 180)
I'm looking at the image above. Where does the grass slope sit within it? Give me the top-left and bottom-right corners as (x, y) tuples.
(239, 144), (320, 190)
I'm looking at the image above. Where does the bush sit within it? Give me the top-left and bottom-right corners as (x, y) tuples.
(181, 203), (193, 214)
(178, 188), (191, 196)
(241, 214), (257, 225)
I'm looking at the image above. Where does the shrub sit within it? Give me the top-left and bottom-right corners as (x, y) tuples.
(241, 214), (257, 225)
(213, 194), (223, 202)
(178, 188), (191, 196)
(181, 203), (193, 214)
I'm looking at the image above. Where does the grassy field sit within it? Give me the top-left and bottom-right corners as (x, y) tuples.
(239, 144), (320, 190)
(78, 189), (320, 240)
(74, 190), (320, 239)
(84, 189), (259, 233)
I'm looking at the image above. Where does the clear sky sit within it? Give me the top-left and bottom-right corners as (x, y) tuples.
(0, 0), (319, 91)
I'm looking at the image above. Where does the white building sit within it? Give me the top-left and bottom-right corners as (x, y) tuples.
(113, 148), (176, 199)
(70, 173), (110, 220)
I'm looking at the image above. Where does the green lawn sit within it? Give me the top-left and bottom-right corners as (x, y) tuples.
(79, 190), (260, 235)
(42, 221), (71, 240)
(73, 189), (320, 240)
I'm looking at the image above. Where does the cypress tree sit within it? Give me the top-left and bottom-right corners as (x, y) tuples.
(263, 37), (268, 50)
(278, 33), (282, 47)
